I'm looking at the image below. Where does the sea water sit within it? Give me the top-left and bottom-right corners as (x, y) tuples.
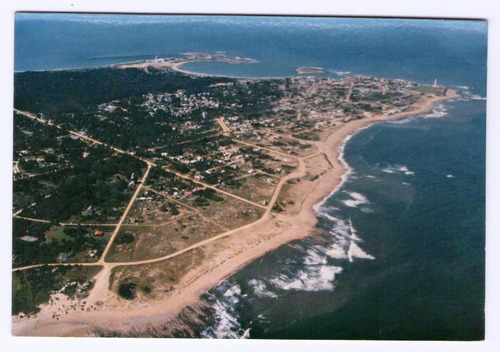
(198, 98), (485, 340)
(14, 14), (487, 340)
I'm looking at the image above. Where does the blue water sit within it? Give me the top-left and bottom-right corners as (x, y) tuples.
(199, 99), (485, 340)
(15, 14), (487, 92)
(15, 14), (487, 340)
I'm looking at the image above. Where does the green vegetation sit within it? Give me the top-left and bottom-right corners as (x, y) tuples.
(414, 85), (442, 94)
(115, 232), (135, 245)
(168, 202), (180, 215)
(12, 265), (102, 316)
(118, 280), (138, 300)
(145, 166), (195, 196)
(14, 113), (147, 224)
(291, 131), (320, 141)
(14, 68), (235, 114)
(192, 188), (224, 207)
(272, 203), (284, 212)
(13, 219), (109, 267)
(12, 64), (436, 316)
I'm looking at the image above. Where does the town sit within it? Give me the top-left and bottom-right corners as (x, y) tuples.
(12, 55), (448, 318)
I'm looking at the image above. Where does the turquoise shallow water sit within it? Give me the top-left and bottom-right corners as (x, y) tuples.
(15, 14), (486, 339)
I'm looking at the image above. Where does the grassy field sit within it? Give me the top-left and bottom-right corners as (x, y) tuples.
(218, 173), (278, 205)
(110, 248), (205, 300)
(126, 192), (195, 225)
(105, 214), (223, 262)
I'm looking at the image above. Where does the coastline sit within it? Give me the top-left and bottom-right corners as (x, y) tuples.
(11, 63), (458, 336)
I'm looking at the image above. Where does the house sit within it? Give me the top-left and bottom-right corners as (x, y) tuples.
(59, 253), (69, 261)
(94, 230), (104, 236)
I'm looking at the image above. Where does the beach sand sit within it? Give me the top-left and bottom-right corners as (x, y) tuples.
(11, 70), (458, 336)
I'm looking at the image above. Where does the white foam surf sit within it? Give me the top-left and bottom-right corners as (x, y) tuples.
(342, 191), (370, 208)
(200, 284), (249, 339)
(318, 211), (340, 223)
(455, 90), (486, 101)
(268, 216), (375, 293)
(270, 265), (343, 291)
(290, 110), (382, 294)
(382, 164), (415, 176)
(347, 218), (362, 241)
(313, 131), (357, 215)
(348, 241), (375, 262)
(313, 122), (378, 217)
(385, 117), (415, 125)
(424, 103), (448, 119)
(469, 95), (487, 100)
(323, 218), (375, 262)
(248, 279), (278, 298)
(304, 248), (328, 265)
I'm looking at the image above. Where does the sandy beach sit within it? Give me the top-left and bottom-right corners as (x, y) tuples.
(11, 62), (458, 336)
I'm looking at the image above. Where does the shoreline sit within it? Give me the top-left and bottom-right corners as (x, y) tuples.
(314, 95), (453, 214)
(11, 66), (458, 336)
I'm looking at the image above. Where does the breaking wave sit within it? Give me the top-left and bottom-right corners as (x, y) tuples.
(200, 116), (385, 335)
(313, 129), (360, 215)
(382, 164), (415, 175)
(348, 241), (375, 262)
(267, 216), (375, 292)
(200, 284), (249, 339)
(458, 89), (486, 101)
(270, 265), (343, 291)
(468, 95), (486, 100)
(342, 191), (370, 208)
(248, 279), (278, 298)
(424, 102), (449, 119)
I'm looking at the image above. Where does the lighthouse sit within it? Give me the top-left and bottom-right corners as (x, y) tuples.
(433, 78), (438, 87)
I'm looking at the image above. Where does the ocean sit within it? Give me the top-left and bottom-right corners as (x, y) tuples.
(14, 14), (487, 340)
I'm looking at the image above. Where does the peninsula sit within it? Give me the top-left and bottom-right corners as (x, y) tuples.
(12, 54), (457, 336)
